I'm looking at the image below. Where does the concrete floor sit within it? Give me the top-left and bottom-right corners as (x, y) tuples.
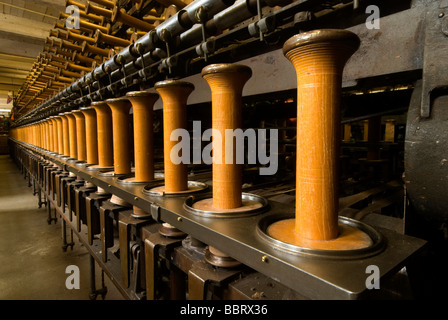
(0, 154), (123, 300)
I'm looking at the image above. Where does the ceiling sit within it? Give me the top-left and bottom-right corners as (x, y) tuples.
(0, 0), (66, 116)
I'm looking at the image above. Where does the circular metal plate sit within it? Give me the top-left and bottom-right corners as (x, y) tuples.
(143, 180), (208, 197)
(184, 192), (269, 218)
(257, 214), (385, 259)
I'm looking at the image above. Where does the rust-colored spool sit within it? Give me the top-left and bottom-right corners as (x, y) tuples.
(201, 64), (252, 210)
(46, 119), (53, 152)
(55, 116), (63, 155)
(80, 106), (98, 165)
(105, 98), (132, 175)
(72, 110), (87, 162)
(50, 117), (58, 153)
(125, 91), (159, 182)
(60, 113), (70, 157)
(65, 112), (78, 159)
(155, 80), (193, 193)
(267, 29), (372, 250)
(46, 120), (52, 152)
(92, 101), (114, 168)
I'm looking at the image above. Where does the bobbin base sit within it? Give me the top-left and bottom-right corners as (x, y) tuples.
(116, 172), (164, 185)
(257, 214), (385, 259)
(85, 165), (114, 172)
(184, 193), (269, 218)
(143, 180), (208, 197)
(267, 219), (372, 251)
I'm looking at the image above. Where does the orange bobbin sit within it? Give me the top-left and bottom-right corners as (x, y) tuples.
(72, 110), (87, 162)
(185, 64), (267, 219)
(54, 116), (63, 155)
(125, 91), (159, 182)
(202, 64), (251, 210)
(80, 106), (98, 166)
(105, 98), (133, 175)
(155, 80), (192, 193)
(267, 29), (374, 251)
(89, 101), (114, 170)
(59, 113), (70, 157)
(47, 119), (54, 152)
(65, 112), (78, 160)
(49, 116), (58, 154)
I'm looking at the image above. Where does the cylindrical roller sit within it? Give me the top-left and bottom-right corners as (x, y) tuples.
(125, 91), (159, 182)
(65, 112), (78, 159)
(72, 110), (87, 161)
(82, 41), (111, 57)
(92, 101), (113, 167)
(66, 30), (96, 44)
(86, 2), (113, 19)
(60, 113), (70, 157)
(201, 64), (252, 209)
(155, 80), (193, 192)
(111, 7), (155, 32)
(55, 116), (64, 155)
(283, 29), (360, 241)
(89, 0), (116, 9)
(80, 107), (98, 165)
(95, 29), (131, 47)
(105, 98), (132, 175)
(50, 117), (58, 153)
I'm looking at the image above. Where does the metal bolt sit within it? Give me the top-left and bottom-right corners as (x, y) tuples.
(439, 12), (445, 18)
(261, 255), (268, 263)
(134, 196), (138, 201)
(177, 217), (182, 222)
(108, 184), (111, 188)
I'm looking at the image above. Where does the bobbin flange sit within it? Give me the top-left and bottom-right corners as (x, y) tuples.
(143, 180), (208, 197)
(184, 193), (269, 218)
(257, 214), (385, 259)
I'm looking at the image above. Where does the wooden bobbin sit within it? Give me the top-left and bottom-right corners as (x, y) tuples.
(80, 107), (99, 165)
(201, 64), (252, 210)
(105, 98), (133, 175)
(155, 80), (193, 193)
(72, 110), (87, 162)
(47, 119), (54, 152)
(91, 101), (114, 168)
(54, 116), (63, 155)
(49, 117), (58, 153)
(59, 113), (70, 157)
(65, 112), (78, 160)
(267, 29), (373, 251)
(125, 91), (159, 182)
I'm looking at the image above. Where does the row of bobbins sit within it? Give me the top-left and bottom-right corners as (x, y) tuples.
(11, 29), (381, 259)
